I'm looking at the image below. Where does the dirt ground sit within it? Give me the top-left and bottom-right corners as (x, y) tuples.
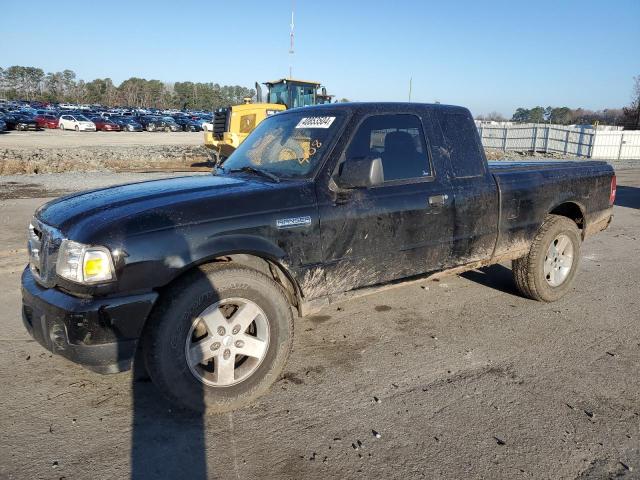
(0, 129), (203, 148)
(0, 170), (639, 480)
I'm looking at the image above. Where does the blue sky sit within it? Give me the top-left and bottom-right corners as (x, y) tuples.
(2, 0), (639, 116)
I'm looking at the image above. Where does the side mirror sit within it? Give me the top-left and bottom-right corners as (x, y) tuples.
(336, 157), (384, 189)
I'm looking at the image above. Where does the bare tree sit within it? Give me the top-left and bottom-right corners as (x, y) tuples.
(621, 75), (640, 129)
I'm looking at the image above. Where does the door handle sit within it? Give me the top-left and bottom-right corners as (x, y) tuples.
(428, 194), (449, 206)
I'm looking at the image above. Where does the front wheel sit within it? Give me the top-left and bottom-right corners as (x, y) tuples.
(143, 264), (294, 414)
(75, 125), (79, 132)
(512, 214), (582, 302)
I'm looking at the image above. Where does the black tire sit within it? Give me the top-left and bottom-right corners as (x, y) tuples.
(75, 125), (79, 132)
(512, 214), (582, 302)
(143, 263), (294, 414)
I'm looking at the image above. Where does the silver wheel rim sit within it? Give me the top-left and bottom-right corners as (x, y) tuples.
(185, 297), (270, 387)
(544, 234), (574, 287)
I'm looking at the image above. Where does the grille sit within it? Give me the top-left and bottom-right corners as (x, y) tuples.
(212, 108), (230, 139)
(28, 219), (62, 288)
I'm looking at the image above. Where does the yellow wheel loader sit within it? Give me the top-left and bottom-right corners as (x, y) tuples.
(204, 78), (332, 161)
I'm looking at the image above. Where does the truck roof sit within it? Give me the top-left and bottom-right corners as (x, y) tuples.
(285, 102), (472, 116)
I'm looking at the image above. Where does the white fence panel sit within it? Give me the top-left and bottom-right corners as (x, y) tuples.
(591, 131), (624, 159)
(619, 132), (640, 160)
(478, 124), (640, 160)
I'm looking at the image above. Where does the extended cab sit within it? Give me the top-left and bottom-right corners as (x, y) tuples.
(21, 103), (616, 413)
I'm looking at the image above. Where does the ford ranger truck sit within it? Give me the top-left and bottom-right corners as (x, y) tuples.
(21, 103), (616, 413)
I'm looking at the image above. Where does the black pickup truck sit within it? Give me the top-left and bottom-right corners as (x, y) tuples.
(21, 103), (616, 413)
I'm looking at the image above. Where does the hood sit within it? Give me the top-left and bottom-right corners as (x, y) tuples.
(35, 174), (309, 244)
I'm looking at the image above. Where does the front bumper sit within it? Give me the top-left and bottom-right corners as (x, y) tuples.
(21, 268), (157, 374)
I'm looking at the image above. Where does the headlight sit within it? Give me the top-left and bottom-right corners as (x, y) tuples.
(56, 240), (115, 284)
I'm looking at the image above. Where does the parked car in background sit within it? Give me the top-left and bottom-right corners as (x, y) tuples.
(136, 115), (179, 132)
(161, 116), (182, 132)
(12, 112), (40, 131)
(172, 115), (202, 132)
(35, 114), (59, 129)
(88, 116), (121, 132)
(0, 118), (6, 132)
(110, 116), (143, 132)
(135, 115), (162, 132)
(0, 112), (16, 130)
(58, 114), (96, 131)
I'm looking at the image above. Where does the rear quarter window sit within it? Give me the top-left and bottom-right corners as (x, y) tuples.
(438, 112), (485, 178)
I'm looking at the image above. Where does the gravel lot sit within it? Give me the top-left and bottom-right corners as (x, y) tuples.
(0, 170), (638, 480)
(0, 129), (203, 148)
(0, 130), (210, 175)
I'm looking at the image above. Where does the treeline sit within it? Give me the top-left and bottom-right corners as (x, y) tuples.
(507, 77), (640, 129)
(479, 77), (640, 129)
(478, 106), (626, 125)
(0, 65), (255, 110)
(510, 106), (626, 126)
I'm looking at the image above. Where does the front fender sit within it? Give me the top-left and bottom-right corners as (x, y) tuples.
(116, 232), (292, 292)
(190, 234), (289, 268)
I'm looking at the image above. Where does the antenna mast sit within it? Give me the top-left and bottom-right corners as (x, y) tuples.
(289, 0), (295, 79)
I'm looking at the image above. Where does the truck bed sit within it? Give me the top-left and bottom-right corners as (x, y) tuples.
(487, 159), (614, 261)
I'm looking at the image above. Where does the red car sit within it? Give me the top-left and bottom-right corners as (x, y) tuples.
(35, 114), (59, 129)
(89, 117), (121, 132)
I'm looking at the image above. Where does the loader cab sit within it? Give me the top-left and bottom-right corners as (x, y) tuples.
(265, 79), (325, 109)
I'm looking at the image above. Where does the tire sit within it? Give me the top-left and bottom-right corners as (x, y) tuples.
(75, 125), (79, 132)
(512, 214), (582, 302)
(60, 123), (65, 131)
(143, 264), (294, 414)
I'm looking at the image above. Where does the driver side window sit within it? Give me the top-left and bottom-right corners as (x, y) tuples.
(345, 114), (431, 182)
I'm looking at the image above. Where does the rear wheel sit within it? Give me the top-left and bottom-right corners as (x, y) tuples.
(512, 214), (581, 302)
(143, 264), (294, 414)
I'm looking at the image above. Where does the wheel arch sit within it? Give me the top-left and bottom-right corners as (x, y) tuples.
(158, 235), (304, 315)
(548, 201), (586, 238)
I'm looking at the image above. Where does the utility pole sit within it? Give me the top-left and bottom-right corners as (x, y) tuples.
(289, 0), (295, 79)
(408, 77), (412, 102)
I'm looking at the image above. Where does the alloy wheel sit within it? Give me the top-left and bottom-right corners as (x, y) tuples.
(184, 297), (270, 387)
(544, 234), (574, 287)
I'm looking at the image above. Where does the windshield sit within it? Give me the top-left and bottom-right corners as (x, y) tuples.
(222, 110), (345, 179)
(290, 84), (316, 108)
(76, 115), (90, 121)
(267, 83), (288, 106)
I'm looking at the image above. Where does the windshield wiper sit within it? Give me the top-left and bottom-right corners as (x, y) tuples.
(228, 166), (280, 183)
